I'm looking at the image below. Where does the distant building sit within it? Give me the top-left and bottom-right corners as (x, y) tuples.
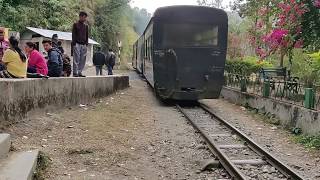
(20, 27), (99, 65)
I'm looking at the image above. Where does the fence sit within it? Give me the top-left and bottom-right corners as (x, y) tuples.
(224, 73), (320, 111)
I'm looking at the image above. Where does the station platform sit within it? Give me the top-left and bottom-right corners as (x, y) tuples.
(0, 75), (129, 122)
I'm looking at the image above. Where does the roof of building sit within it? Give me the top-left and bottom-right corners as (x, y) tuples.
(26, 27), (99, 45)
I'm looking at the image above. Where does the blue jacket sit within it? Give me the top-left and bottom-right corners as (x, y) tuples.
(47, 48), (63, 77)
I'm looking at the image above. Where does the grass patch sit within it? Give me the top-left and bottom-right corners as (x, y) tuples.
(293, 135), (320, 150)
(33, 151), (51, 180)
(246, 107), (281, 126)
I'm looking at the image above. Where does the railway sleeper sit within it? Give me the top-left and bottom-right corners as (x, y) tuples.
(218, 144), (247, 149)
(201, 159), (267, 171)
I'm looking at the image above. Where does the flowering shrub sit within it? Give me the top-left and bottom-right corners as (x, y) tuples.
(314, 0), (320, 8)
(251, 0), (309, 63)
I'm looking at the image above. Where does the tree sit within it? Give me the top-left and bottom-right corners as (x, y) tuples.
(0, 0), (139, 65)
(132, 7), (152, 35)
(0, 0), (76, 31)
(253, 0), (308, 66)
(197, 0), (224, 8)
(231, 0), (318, 67)
(301, 0), (320, 51)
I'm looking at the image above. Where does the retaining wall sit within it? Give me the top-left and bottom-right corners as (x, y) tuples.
(221, 87), (320, 135)
(0, 75), (129, 122)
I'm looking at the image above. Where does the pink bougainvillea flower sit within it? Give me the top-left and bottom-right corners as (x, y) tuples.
(258, 7), (269, 16)
(256, 47), (267, 59)
(256, 19), (264, 29)
(314, 0), (320, 8)
(270, 29), (288, 44)
(290, 14), (297, 22)
(294, 39), (303, 48)
(277, 14), (286, 26)
(278, 2), (291, 13)
(296, 26), (302, 34)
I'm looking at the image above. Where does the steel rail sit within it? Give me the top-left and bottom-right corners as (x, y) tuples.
(176, 105), (247, 180)
(199, 103), (305, 180)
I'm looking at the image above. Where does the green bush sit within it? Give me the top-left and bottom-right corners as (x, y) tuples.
(291, 50), (320, 87)
(294, 135), (320, 150)
(226, 56), (273, 75)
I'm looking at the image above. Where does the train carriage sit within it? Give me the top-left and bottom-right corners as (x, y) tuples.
(133, 6), (228, 100)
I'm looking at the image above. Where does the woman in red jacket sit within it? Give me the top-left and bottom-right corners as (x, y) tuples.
(25, 42), (48, 75)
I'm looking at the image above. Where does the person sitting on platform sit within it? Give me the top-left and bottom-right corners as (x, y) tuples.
(25, 42), (48, 76)
(0, 28), (9, 71)
(42, 39), (63, 77)
(0, 36), (27, 78)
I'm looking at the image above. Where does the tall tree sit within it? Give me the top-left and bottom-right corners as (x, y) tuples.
(197, 0), (224, 8)
(301, 0), (320, 51)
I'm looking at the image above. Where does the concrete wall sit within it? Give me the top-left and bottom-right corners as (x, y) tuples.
(0, 76), (129, 123)
(221, 87), (320, 135)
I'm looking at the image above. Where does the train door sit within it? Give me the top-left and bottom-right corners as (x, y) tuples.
(152, 23), (178, 98)
(143, 24), (154, 86)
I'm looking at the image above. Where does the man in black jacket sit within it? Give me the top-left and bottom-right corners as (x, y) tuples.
(93, 47), (106, 76)
(106, 49), (116, 75)
(72, 11), (89, 77)
(42, 40), (63, 77)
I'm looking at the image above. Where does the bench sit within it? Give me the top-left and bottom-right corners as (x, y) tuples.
(260, 67), (287, 81)
(260, 67), (300, 96)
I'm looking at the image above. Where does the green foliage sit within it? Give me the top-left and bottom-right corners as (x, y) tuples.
(118, 7), (139, 63)
(309, 51), (320, 69)
(294, 135), (320, 150)
(301, 0), (320, 51)
(226, 56), (273, 75)
(290, 50), (320, 86)
(0, 0), (76, 31)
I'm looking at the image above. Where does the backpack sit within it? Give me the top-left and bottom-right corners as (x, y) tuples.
(48, 48), (63, 67)
(62, 54), (72, 77)
(108, 52), (116, 66)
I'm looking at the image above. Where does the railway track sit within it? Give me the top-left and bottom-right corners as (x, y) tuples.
(177, 103), (305, 180)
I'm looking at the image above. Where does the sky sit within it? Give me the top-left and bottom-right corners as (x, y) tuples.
(130, 0), (233, 14)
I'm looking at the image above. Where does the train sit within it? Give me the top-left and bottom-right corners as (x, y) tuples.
(132, 5), (228, 101)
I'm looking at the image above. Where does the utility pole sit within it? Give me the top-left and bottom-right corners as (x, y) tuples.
(118, 40), (122, 63)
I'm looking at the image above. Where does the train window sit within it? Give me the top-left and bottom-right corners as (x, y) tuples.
(162, 24), (219, 47)
(145, 41), (148, 58)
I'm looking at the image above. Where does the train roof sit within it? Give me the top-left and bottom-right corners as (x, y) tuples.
(133, 5), (228, 45)
(153, 5), (228, 21)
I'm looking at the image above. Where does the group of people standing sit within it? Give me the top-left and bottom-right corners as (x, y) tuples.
(0, 11), (115, 79)
(93, 47), (116, 76)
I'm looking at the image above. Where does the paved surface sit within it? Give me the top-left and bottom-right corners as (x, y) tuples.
(0, 133), (10, 158)
(0, 150), (39, 180)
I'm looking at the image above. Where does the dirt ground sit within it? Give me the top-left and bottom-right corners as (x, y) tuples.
(1, 71), (228, 180)
(1, 68), (319, 180)
(202, 99), (320, 180)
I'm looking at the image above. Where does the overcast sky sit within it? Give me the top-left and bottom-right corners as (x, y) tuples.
(130, 0), (233, 14)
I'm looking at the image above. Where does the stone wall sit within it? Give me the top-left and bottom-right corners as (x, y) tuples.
(0, 76), (129, 122)
(221, 87), (320, 135)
